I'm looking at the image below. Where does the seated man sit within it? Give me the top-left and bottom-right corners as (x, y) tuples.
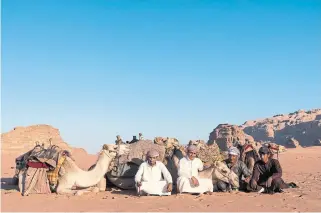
(248, 146), (296, 194)
(135, 150), (173, 196)
(215, 146), (252, 192)
(177, 145), (213, 195)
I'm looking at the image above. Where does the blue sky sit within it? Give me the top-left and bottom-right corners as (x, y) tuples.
(2, 0), (321, 154)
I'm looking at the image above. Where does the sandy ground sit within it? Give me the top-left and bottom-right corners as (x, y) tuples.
(1, 147), (321, 212)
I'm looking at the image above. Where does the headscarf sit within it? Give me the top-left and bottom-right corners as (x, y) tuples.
(147, 150), (159, 158)
(187, 145), (198, 152)
(259, 146), (271, 155)
(228, 146), (240, 156)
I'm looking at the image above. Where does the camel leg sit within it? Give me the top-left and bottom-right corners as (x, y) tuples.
(56, 187), (77, 195)
(74, 188), (95, 196)
(96, 177), (106, 191)
(57, 185), (99, 196)
(56, 179), (76, 195)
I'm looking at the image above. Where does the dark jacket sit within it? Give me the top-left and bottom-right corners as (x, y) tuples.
(251, 158), (282, 185)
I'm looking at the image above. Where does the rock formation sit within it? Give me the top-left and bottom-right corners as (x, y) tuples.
(241, 109), (321, 147)
(286, 138), (301, 148)
(208, 124), (255, 151)
(1, 124), (86, 155)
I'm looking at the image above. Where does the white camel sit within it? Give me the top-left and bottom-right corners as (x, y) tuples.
(56, 144), (128, 196)
(198, 161), (240, 188)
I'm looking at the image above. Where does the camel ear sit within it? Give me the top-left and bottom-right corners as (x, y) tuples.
(102, 144), (109, 150)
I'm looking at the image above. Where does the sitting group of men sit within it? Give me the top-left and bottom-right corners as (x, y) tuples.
(134, 145), (297, 196)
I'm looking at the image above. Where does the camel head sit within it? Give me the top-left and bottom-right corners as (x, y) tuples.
(101, 144), (118, 158)
(166, 138), (179, 149)
(154, 137), (166, 146)
(102, 144), (130, 157)
(154, 137), (179, 150)
(198, 166), (215, 179)
(212, 161), (239, 188)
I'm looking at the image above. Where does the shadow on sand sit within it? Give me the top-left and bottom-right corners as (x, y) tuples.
(109, 187), (136, 195)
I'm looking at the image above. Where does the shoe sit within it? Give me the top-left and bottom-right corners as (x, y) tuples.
(258, 187), (265, 193)
(288, 182), (298, 188)
(275, 188), (284, 193)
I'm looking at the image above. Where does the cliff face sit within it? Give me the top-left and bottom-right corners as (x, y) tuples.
(240, 109), (321, 147)
(1, 124), (87, 155)
(208, 124), (254, 151)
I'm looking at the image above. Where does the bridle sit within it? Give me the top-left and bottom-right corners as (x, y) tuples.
(100, 149), (115, 158)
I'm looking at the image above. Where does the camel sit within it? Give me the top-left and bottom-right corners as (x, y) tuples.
(199, 161), (239, 189)
(56, 144), (128, 196)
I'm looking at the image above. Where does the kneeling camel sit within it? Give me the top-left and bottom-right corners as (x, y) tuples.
(56, 144), (125, 196)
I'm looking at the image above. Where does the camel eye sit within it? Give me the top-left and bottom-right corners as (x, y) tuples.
(222, 169), (228, 173)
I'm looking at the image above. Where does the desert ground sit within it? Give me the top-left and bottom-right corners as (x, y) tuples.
(1, 146), (321, 212)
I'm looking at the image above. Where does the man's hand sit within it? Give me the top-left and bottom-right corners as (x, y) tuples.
(167, 183), (173, 192)
(203, 162), (211, 169)
(266, 177), (273, 188)
(137, 182), (142, 187)
(191, 176), (199, 187)
(244, 177), (251, 183)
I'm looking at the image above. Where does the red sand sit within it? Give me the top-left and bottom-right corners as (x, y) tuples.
(1, 147), (321, 212)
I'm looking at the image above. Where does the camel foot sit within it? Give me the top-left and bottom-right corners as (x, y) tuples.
(74, 190), (84, 196)
(99, 188), (106, 192)
(91, 187), (100, 193)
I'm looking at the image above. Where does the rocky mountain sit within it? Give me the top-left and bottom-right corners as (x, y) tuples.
(208, 109), (321, 150)
(1, 124), (88, 155)
(240, 109), (321, 147)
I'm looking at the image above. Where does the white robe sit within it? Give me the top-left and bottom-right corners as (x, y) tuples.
(135, 161), (172, 196)
(177, 157), (213, 194)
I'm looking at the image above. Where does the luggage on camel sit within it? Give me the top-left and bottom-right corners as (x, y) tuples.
(19, 167), (51, 196)
(15, 144), (71, 195)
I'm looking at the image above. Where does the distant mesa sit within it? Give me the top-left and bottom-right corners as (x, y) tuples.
(1, 124), (87, 155)
(240, 108), (321, 147)
(208, 108), (321, 151)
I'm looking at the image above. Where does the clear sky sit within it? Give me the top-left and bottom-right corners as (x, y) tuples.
(2, 0), (321, 154)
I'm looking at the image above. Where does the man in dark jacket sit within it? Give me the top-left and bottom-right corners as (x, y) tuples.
(248, 146), (296, 194)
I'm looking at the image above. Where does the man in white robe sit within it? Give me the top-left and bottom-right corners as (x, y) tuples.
(135, 150), (173, 196)
(177, 145), (213, 194)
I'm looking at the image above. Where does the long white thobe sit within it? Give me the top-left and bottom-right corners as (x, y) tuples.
(177, 157), (213, 194)
(135, 161), (173, 196)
